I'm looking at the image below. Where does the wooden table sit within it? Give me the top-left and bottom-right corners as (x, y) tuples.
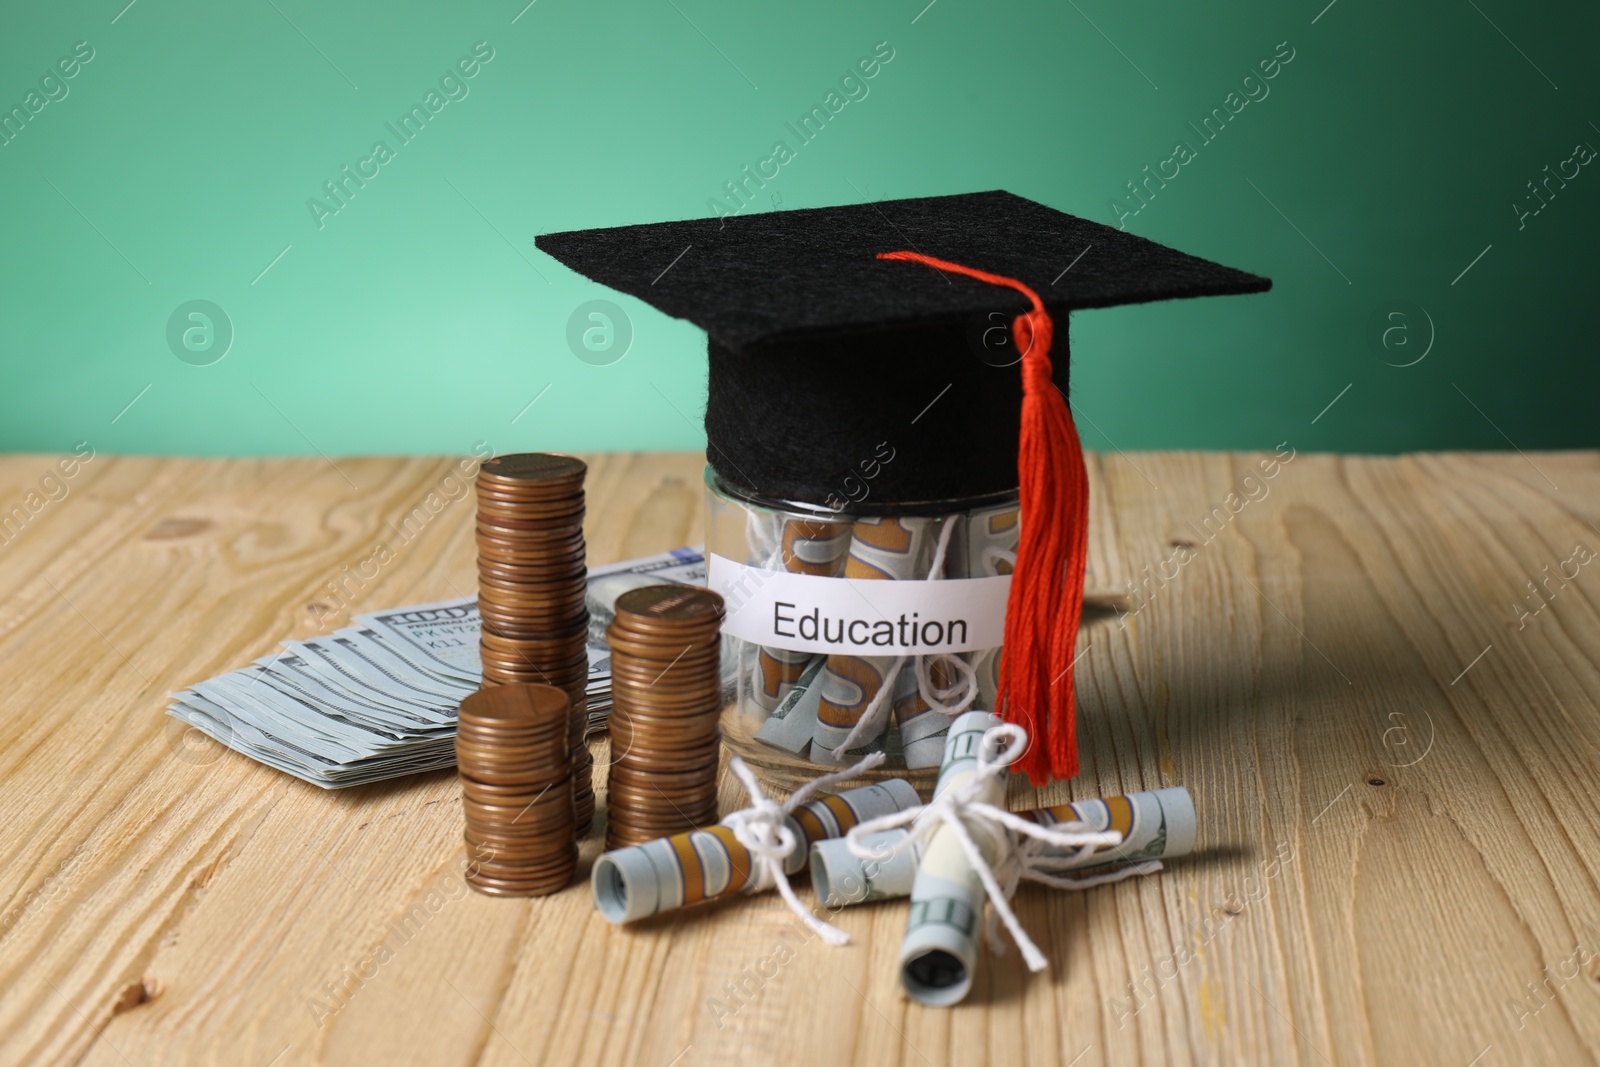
(2, 450), (1597, 1067)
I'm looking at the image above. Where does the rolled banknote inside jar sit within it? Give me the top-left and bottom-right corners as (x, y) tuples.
(752, 518), (851, 713)
(890, 504), (1016, 767)
(953, 502), (1018, 713)
(591, 777), (920, 923)
(899, 710), (1008, 1007)
(811, 786), (1196, 906)
(812, 516), (939, 759)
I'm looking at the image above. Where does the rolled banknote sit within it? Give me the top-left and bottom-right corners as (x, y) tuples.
(591, 778), (920, 923)
(952, 502), (1018, 714)
(899, 710), (1008, 1007)
(752, 517), (851, 715)
(891, 650), (961, 769)
(812, 787), (1196, 906)
(813, 517), (938, 757)
(892, 506), (1015, 767)
(752, 656), (825, 755)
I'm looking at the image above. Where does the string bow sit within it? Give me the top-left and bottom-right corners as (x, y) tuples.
(723, 751), (887, 945)
(842, 725), (1158, 970)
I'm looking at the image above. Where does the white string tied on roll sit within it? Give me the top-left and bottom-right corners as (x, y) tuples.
(841, 724), (1159, 971)
(723, 750), (887, 945)
(829, 517), (980, 758)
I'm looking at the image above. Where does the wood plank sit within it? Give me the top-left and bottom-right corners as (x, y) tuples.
(0, 451), (1594, 1067)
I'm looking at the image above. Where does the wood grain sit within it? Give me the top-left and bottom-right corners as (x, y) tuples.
(0, 450), (1596, 1067)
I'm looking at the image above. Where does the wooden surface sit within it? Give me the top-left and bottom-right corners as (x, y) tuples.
(2, 450), (1598, 1067)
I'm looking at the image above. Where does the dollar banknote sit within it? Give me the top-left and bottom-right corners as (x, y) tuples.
(950, 503), (1017, 720)
(591, 778), (920, 923)
(813, 517), (939, 756)
(166, 547), (705, 788)
(899, 710), (1008, 1007)
(751, 517), (850, 714)
(812, 787), (1195, 906)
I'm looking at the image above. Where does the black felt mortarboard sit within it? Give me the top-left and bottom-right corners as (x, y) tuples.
(536, 190), (1270, 782)
(536, 190), (1269, 506)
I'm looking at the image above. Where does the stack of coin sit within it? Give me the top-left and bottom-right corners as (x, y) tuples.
(457, 684), (577, 896)
(604, 585), (726, 849)
(475, 453), (594, 835)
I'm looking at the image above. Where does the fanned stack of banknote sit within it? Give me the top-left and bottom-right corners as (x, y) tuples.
(166, 548), (706, 788)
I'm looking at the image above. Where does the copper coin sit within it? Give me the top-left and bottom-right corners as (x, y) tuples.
(476, 561), (586, 581)
(475, 516), (584, 536)
(606, 760), (719, 785)
(473, 486), (585, 509)
(476, 663), (586, 682)
(455, 718), (567, 741)
(477, 620), (588, 644)
(467, 865), (577, 886)
(606, 645), (720, 666)
(475, 826), (578, 846)
(476, 630), (587, 654)
(459, 683), (568, 726)
(473, 493), (583, 512)
(478, 452), (586, 484)
(474, 504), (587, 526)
(476, 610), (588, 634)
(474, 538), (587, 559)
(613, 584), (724, 626)
(608, 723), (720, 748)
(607, 749), (721, 775)
(474, 475), (583, 495)
(474, 661), (587, 685)
(475, 579), (589, 604)
(465, 833), (575, 856)
(607, 665), (721, 689)
(604, 632), (719, 658)
(474, 484), (585, 507)
(463, 781), (573, 804)
(608, 697), (721, 720)
(466, 800), (575, 824)
(476, 517), (585, 538)
(466, 871), (576, 892)
(607, 735), (721, 760)
(608, 621), (720, 644)
(468, 859), (576, 882)
(477, 633), (587, 655)
(454, 734), (569, 755)
(605, 786), (718, 811)
(454, 752), (568, 774)
(456, 714), (568, 736)
(608, 701), (721, 722)
(606, 678), (720, 700)
(477, 604), (588, 626)
(475, 545), (587, 565)
(462, 771), (566, 793)
(461, 783), (570, 805)
(466, 834), (575, 858)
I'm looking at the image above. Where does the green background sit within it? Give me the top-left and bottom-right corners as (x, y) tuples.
(2, 0), (1594, 458)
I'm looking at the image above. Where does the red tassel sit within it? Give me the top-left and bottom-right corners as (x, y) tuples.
(877, 250), (1088, 783)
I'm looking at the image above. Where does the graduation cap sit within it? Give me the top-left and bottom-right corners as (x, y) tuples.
(537, 190), (1269, 782)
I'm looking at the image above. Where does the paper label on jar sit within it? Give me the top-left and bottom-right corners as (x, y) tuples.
(707, 553), (1009, 655)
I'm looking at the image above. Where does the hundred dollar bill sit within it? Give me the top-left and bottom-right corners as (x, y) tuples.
(167, 547), (705, 788)
(813, 517), (938, 756)
(952, 502), (1018, 716)
(591, 778), (920, 923)
(752, 517), (851, 715)
(812, 787), (1195, 906)
(899, 710), (1008, 1007)
(890, 507), (1013, 768)
(753, 656), (826, 754)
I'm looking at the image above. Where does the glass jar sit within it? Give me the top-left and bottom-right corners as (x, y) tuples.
(704, 467), (1019, 793)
